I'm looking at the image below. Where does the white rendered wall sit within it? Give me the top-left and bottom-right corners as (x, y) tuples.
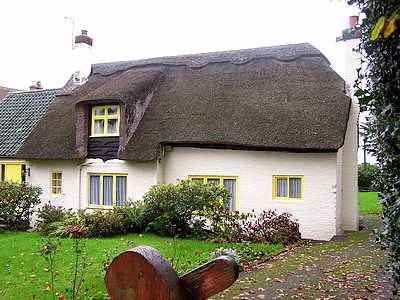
(163, 147), (339, 241)
(27, 160), (80, 224)
(79, 159), (157, 209)
(26, 159), (157, 223)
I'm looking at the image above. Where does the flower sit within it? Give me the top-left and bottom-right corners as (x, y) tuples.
(64, 224), (88, 238)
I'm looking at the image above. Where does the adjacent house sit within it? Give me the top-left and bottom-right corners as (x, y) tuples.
(0, 86), (19, 102)
(0, 43), (359, 241)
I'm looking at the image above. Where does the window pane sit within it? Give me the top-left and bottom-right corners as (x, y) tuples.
(1, 164), (5, 182)
(276, 178), (288, 197)
(93, 107), (105, 116)
(191, 178), (204, 184)
(223, 179), (236, 211)
(289, 178), (302, 198)
(107, 119), (118, 134)
(108, 106), (118, 115)
(116, 176), (126, 206)
(51, 173), (62, 194)
(94, 120), (104, 135)
(103, 176), (113, 206)
(207, 178), (220, 186)
(90, 176), (100, 205)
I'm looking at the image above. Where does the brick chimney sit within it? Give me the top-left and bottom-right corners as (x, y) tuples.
(29, 81), (43, 90)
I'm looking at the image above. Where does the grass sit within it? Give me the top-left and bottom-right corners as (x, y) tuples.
(0, 232), (283, 299)
(359, 191), (381, 215)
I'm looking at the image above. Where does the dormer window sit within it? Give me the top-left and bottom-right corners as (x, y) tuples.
(91, 105), (120, 137)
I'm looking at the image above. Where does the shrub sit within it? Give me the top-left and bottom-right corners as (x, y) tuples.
(36, 203), (72, 235)
(143, 180), (230, 236)
(358, 163), (378, 191)
(208, 210), (254, 243)
(76, 210), (127, 238)
(249, 210), (301, 245)
(0, 182), (42, 230)
(113, 201), (147, 233)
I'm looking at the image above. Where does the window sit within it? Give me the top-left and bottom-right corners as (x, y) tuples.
(189, 175), (238, 211)
(50, 172), (62, 195)
(273, 175), (303, 200)
(0, 163), (25, 183)
(91, 105), (120, 137)
(0, 164), (4, 182)
(89, 174), (127, 207)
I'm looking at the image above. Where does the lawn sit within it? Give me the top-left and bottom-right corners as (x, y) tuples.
(359, 191), (381, 215)
(0, 232), (283, 299)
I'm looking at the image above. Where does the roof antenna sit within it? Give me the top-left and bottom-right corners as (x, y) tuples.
(65, 16), (77, 49)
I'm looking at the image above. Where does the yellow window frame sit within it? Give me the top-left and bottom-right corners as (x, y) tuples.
(87, 173), (128, 208)
(0, 162), (24, 183)
(272, 175), (304, 201)
(90, 105), (120, 137)
(188, 175), (239, 210)
(50, 171), (62, 195)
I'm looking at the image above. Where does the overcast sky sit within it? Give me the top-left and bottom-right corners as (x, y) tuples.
(1, 0), (358, 90)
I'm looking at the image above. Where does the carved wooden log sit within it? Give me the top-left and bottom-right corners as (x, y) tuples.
(105, 246), (239, 300)
(181, 255), (240, 299)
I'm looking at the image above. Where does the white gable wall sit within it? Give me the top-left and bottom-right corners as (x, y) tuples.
(340, 97), (360, 231)
(162, 147), (340, 241)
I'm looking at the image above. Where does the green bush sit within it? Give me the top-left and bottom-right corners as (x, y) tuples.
(143, 180), (230, 236)
(0, 182), (42, 230)
(35, 203), (72, 235)
(113, 201), (147, 233)
(76, 210), (127, 238)
(349, 0), (400, 294)
(358, 163), (378, 191)
(208, 210), (254, 243)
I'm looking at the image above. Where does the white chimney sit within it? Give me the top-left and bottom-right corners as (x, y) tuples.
(72, 29), (93, 84)
(336, 16), (362, 97)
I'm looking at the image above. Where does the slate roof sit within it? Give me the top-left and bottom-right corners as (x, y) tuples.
(0, 89), (58, 157)
(17, 43), (350, 161)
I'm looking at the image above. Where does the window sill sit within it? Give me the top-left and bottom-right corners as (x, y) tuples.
(50, 193), (64, 197)
(89, 134), (120, 138)
(273, 198), (304, 202)
(87, 205), (114, 210)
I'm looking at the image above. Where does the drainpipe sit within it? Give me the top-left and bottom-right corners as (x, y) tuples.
(78, 161), (94, 210)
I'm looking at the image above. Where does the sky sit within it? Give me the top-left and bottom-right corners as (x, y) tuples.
(1, 0), (358, 89)
(1, 0), (370, 162)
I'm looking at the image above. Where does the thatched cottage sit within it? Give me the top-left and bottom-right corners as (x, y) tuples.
(0, 43), (358, 240)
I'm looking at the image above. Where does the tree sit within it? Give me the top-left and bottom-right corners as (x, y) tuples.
(349, 0), (400, 295)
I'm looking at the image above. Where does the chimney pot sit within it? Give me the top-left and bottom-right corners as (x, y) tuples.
(29, 81), (42, 90)
(349, 16), (359, 29)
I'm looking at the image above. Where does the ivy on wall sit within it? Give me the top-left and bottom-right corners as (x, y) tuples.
(348, 0), (400, 295)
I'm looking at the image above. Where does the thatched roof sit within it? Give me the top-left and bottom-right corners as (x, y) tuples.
(17, 43), (350, 161)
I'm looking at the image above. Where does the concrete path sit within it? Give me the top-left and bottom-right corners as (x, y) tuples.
(215, 215), (392, 300)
